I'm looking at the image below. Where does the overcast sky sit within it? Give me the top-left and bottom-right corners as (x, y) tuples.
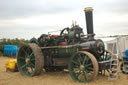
(0, 0), (128, 39)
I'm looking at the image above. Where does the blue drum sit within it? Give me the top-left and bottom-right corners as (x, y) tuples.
(4, 45), (18, 57)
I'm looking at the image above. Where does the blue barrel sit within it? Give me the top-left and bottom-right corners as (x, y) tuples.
(124, 49), (128, 60)
(4, 45), (18, 57)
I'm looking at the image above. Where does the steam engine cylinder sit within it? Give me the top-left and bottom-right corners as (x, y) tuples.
(79, 39), (105, 59)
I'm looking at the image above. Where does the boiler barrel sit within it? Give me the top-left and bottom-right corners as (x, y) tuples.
(4, 45), (18, 57)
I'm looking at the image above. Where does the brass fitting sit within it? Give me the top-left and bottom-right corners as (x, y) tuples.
(84, 7), (93, 12)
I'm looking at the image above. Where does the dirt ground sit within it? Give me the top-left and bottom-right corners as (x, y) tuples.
(0, 56), (128, 85)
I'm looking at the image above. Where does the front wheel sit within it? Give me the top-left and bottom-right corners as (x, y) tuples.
(17, 43), (44, 76)
(68, 51), (98, 83)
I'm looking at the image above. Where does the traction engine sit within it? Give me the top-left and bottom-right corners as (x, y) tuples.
(17, 7), (117, 83)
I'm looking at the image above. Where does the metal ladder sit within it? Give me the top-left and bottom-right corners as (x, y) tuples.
(108, 56), (119, 80)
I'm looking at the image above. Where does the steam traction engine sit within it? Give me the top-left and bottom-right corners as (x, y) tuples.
(17, 7), (117, 83)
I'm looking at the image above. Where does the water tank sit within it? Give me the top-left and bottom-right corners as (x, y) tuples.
(4, 45), (18, 57)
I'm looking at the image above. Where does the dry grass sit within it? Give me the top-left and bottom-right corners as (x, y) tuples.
(0, 56), (128, 85)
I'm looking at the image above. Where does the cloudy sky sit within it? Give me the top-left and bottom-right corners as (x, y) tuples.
(0, 0), (128, 39)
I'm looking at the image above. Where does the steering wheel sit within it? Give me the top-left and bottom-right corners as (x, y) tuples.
(60, 27), (69, 37)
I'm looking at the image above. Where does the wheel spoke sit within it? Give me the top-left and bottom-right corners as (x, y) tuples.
(105, 52), (108, 60)
(84, 68), (90, 73)
(79, 71), (84, 80)
(75, 70), (81, 76)
(87, 67), (93, 71)
(104, 54), (108, 60)
(27, 50), (31, 58)
(83, 71), (88, 81)
(19, 57), (25, 60)
(22, 48), (27, 56)
(102, 54), (105, 60)
(106, 55), (111, 60)
(30, 63), (34, 72)
(78, 58), (82, 65)
(72, 60), (80, 65)
(83, 56), (87, 64)
(29, 52), (33, 57)
(31, 67), (34, 72)
(85, 63), (92, 67)
(26, 63), (34, 73)
(27, 63), (31, 68)
(30, 62), (35, 67)
(86, 57), (89, 64)
(21, 64), (27, 69)
(31, 58), (35, 61)
(78, 53), (83, 61)
(23, 47), (30, 57)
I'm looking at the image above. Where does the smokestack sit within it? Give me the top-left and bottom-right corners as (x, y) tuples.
(84, 7), (95, 39)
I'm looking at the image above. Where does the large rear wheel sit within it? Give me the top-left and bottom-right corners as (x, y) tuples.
(68, 51), (98, 83)
(17, 43), (44, 76)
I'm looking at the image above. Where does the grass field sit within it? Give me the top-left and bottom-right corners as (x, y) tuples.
(0, 52), (3, 56)
(0, 56), (128, 85)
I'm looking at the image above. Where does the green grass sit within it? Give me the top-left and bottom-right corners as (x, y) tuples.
(0, 52), (3, 56)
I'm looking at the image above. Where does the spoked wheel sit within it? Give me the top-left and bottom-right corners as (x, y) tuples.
(17, 43), (44, 76)
(68, 51), (98, 83)
(99, 50), (113, 61)
(99, 50), (117, 73)
(120, 63), (128, 74)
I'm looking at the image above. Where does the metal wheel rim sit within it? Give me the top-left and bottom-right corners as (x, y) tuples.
(17, 45), (35, 76)
(17, 43), (43, 76)
(68, 51), (98, 83)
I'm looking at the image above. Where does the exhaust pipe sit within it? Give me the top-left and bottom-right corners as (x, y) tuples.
(84, 7), (95, 40)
